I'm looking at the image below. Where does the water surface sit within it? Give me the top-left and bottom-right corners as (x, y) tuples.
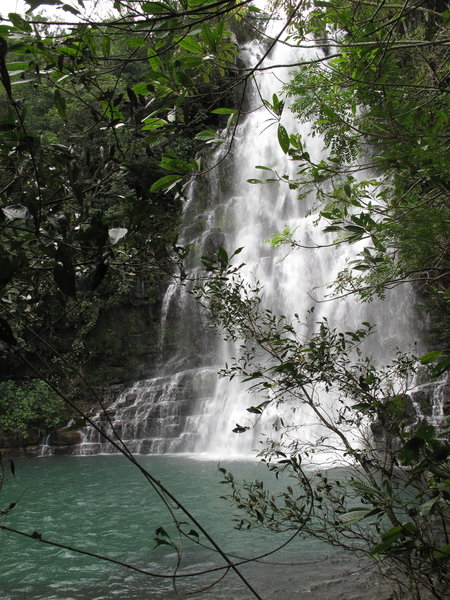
(0, 455), (387, 599)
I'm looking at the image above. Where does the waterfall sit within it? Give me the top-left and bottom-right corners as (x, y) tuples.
(74, 29), (420, 458)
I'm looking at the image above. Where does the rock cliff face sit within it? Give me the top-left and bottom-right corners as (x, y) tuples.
(411, 374), (450, 422)
(0, 431), (41, 459)
(84, 279), (164, 387)
(370, 372), (449, 455)
(0, 428), (84, 458)
(0, 278), (167, 458)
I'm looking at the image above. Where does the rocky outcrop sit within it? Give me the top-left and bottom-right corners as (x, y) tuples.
(0, 430), (42, 459)
(411, 371), (449, 423)
(0, 426), (85, 458)
(48, 428), (83, 446)
(371, 373), (449, 451)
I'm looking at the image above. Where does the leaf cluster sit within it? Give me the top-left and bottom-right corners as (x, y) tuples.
(0, 378), (67, 437)
(0, 1), (247, 389)
(272, 0), (450, 345)
(195, 252), (449, 599)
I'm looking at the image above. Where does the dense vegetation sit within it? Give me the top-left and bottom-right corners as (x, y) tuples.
(288, 0), (449, 331)
(0, 1), (448, 599)
(0, 0), (245, 435)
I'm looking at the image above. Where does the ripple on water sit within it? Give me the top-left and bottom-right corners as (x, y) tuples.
(0, 456), (390, 600)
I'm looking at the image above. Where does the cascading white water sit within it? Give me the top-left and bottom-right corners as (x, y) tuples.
(75, 26), (420, 458)
(188, 36), (420, 458)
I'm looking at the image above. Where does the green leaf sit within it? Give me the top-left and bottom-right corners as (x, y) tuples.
(434, 544), (450, 560)
(150, 174), (183, 193)
(154, 536), (172, 548)
(419, 350), (442, 365)
(201, 24), (216, 50)
(247, 401), (270, 414)
(211, 108), (236, 115)
(232, 424), (250, 434)
(132, 82), (151, 95)
(195, 129), (219, 141)
(147, 48), (163, 71)
(177, 55), (203, 69)
(340, 508), (375, 525)
(214, 21), (224, 44)
(242, 371), (263, 382)
(160, 155), (198, 173)
(419, 496), (440, 515)
(8, 13), (32, 33)
(174, 70), (193, 87)
(61, 4), (80, 15)
(155, 526), (168, 537)
(352, 401), (373, 411)
(102, 36), (111, 58)
(432, 355), (450, 377)
(54, 90), (67, 120)
(272, 93), (280, 113)
(26, 0), (63, 10)
(217, 247), (228, 266)
(177, 36), (202, 54)
(126, 38), (147, 48)
(369, 524), (403, 556)
(0, 37), (11, 96)
(142, 2), (174, 14)
(398, 435), (424, 465)
(344, 225), (364, 233)
(5, 60), (28, 71)
(414, 424), (436, 441)
(142, 117), (168, 130)
(277, 124), (290, 154)
(126, 87), (138, 106)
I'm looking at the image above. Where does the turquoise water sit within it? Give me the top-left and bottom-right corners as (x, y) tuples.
(0, 455), (378, 600)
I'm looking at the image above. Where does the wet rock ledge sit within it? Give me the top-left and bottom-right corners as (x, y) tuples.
(0, 428), (83, 459)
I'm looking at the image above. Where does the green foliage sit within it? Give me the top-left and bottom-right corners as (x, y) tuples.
(0, 0), (243, 396)
(195, 253), (450, 599)
(0, 379), (66, 437)
(272, 0), (450, 345)
(266, 225), (296, 249)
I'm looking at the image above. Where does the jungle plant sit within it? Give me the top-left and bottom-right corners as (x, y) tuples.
(0, 379), (67, 437)
(193, 249), (450, 600)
